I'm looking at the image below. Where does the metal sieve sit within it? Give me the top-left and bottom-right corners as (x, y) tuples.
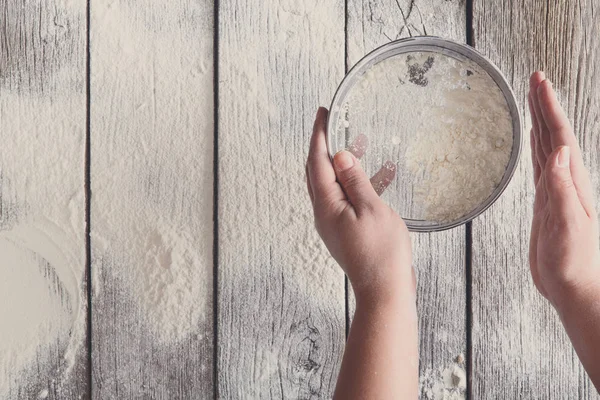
(327, 36), (522, 232)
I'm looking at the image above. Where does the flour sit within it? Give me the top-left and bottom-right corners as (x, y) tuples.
(92, 217), (209, 343)
(90, 0), (213, 345)
(0, 86), (86, 397)
(333, 51), (513, 222)
(0, 233), (69, 395)
(420, 358), (466, 400)
(215, 1), (346, 396)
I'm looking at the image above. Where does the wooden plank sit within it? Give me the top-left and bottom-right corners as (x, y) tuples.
(217, 1), (345, 397)
(90, 0), (214, 398)
(472, 0), (600, 397)
(346, 1), (468, 396)
(0, 0), (88, 398)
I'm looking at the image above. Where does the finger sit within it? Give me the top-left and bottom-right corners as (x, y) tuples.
(530, 128), (541, 185)
(530, 72), (552, 157)
(333, 150), (380, 214)
(348, 134), (368, 159)
(370, 161), (397, 196)
(537, 80), (596, 216)
(529, 72), (550, 166)
(530, 95), (548, 173)
(537, 80), (575, 149)
(307, 107), (346, 206)
(306, 164), (314, 204)
(528, 94), (542, 185)
(544, 146), (584, 217)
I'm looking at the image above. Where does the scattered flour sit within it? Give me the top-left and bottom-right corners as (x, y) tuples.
(2, 0), (212, 395)
(93, 217), (209, 343)
(0, 232), (70, 396)
(0, 86), (86, 397)
(420, 357), (467, 400)
(216, 1), (346, 396)
(90, 0), (213, 345)
(333, 51), (513, 222)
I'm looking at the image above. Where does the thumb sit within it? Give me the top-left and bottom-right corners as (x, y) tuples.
(333, 151), (379, 212)
(545, 146), (581, 215)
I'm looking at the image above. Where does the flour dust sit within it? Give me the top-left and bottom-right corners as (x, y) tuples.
(0, 85), (86, 397)
(420, 356), (467, 400)
(90, 0), (213, 346)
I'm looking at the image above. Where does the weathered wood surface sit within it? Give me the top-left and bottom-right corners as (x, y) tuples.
(472, 0), (600, 397)
(346, 0), (468, 395)
(90, 0), (214, 398)
(4, 0), (600, 398)
(0, 0), (88, 398)
(217, 1), (345, 398)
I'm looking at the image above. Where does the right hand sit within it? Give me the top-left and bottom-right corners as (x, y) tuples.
(528, 71), (600, 309)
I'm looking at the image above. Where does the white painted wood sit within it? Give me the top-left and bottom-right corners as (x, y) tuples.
(217, 1), (346, 397)
(346, 1), (468, 395)
(90, 0), (214, 398)
(0, 0), (87, 398)
(472, 0), (600, 397)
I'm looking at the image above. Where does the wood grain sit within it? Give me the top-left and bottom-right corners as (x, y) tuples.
(0, 0), (87, 398)
(217, 1), (345, 397)
(90, 0), (214, 398)
(0, 0), (83, 93)
(472, 0), (600, 397)
(346, 0), (468, 395)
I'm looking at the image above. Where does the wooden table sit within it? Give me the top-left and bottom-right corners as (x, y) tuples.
(2, 0), (599, 398)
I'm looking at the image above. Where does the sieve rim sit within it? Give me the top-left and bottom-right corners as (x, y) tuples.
(326, 36), (523, 233)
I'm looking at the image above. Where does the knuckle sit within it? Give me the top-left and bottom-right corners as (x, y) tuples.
(556, 176), (574, 190)
(340, 170), (362, 188)
(314, 198), (343, 221)
(341, 172), (370, 197)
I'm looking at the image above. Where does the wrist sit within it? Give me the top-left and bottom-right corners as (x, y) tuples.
(552, 271), (600, 318)
(352, 274), (416, 311)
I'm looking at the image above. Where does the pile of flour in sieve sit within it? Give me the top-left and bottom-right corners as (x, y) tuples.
(335, 51), (513, 222)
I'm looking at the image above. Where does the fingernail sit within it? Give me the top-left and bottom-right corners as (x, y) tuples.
(334, 151), (355, 171)
(557, 146), (570, 168)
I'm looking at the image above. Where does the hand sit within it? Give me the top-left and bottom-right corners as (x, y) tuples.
(528, 71), (600, 308)
(306, 107), (414, 302)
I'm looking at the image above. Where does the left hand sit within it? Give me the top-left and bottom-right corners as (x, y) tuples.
(306, 107), (415, 302)
(528, 71), (600, 308)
